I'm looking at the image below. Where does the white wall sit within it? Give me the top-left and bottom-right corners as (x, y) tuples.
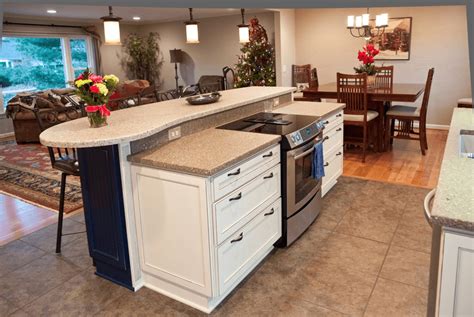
(295, 6), (471, 126)
(110, 12), (275, 91)
(274, 9), (296, 87)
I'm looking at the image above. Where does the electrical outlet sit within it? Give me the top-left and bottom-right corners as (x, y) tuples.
(168, 126), (181, 140)
(273, 98), (280, 108)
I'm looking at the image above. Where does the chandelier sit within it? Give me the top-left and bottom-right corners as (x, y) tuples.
(347, 9), (389, 40)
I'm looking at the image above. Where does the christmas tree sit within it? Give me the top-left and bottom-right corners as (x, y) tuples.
(234, 17), (276, 88)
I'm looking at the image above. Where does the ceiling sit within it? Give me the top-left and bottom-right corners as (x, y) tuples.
(3, 4), (268, 24)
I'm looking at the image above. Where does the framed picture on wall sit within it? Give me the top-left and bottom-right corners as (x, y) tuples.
(370, 17), (412, 60)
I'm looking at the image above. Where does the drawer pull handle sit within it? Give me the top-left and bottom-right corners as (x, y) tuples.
(227, 168), (240, 177)
(336, 113), (342, 117)
(324, 162), (329, 167)
(230, 233), (243, 243)
(323, 120), (330, 125)
(264, 208), (275, 216)
(263, 172), (274, 179)
(262, 151), (273, 158)
(323, 136), (329, 142)
(336, 128), (342, 132)
(336, 152), (342, 156)
(229, 192), (242, 201)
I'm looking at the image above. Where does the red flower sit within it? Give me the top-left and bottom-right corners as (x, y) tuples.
(76, 74), (84, 81)
(90, 74), (103, 83)
(90, 85), (100, 94)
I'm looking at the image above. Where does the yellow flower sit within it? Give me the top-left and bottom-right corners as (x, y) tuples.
(75, 79), (92, 88)
(96, 83), (109, 96)
(104, 74), (119, 85)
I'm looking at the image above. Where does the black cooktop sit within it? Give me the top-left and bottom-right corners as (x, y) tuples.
(218, 112), (319, 136)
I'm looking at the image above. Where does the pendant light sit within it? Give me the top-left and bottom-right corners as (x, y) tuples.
(185, 8), (199, 44)
(101, 6), (122, 45)
(238, 8), (250, 43)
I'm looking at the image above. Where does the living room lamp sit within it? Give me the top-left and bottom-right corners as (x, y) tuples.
(185, 8), (199, 44)
(101, 6), (122, 45)
(170, 49), (183, 91)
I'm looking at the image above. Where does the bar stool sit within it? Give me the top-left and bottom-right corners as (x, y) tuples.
(34, 105), (86, 253)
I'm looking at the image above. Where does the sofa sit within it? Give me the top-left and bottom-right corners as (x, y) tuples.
(6, 80), (154, 143)
(6, 88), (80, 143)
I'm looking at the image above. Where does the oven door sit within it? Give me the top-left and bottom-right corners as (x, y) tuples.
(285, 134), (323, 218)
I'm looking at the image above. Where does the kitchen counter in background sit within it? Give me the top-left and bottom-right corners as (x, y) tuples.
(431, 108), (474, 231)
(275, 100), (345, 117)
(129, 129), (281, 176)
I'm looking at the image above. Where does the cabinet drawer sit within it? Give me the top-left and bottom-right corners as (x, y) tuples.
(323, 122), (343, 156)
(212, 144), (280, 200)
(214, 164), (280, 245)
(217, 199), (281, 295)
(322, 146), (343, 194)
(322, 110), (343, 133)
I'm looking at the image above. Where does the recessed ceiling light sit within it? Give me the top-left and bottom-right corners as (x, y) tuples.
(132, 16), (141, 21)
(47, 9), (57, 14)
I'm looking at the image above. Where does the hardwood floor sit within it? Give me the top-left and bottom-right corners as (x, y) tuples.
(0, 193), (58, 246)
(343, 128), (448, 188)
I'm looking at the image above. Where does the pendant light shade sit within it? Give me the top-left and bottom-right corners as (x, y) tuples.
(101, 6), (122, 45)
(238, 8), (250, 43)
(185, 8), (199, 44)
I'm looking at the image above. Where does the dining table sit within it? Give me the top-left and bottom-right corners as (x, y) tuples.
(302, 82), (426, 151)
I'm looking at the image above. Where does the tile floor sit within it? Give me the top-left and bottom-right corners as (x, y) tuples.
(0, 177), (432, 316)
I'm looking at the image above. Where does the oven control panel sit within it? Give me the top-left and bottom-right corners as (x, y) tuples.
(287, 121), (324, 148)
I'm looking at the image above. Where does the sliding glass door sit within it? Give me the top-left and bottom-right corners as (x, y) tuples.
(0, 35), (95, 110)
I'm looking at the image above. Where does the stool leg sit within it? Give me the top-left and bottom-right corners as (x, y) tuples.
(56, 173), (67, 254)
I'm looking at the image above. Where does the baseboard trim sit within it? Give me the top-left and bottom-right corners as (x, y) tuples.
(426, 124), (450, 130)
(0, 132), (14, 139)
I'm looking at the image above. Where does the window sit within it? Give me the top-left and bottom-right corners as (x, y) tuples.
(0, 35), (95, 110)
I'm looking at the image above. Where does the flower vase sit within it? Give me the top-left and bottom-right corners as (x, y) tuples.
(367, 75), (377, 89)
(87, 111), (108, 128)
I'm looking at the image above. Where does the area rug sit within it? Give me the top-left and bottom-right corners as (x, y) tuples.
(0, 140), (83, 213)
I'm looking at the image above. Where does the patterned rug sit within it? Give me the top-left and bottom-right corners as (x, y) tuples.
(0, 140), (83, 213)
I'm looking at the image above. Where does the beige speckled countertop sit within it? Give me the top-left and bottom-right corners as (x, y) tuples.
(431, 108), (474, 232)
(275, 101), (345, 117)
(128, 129), (281, 176)
(39, 86), (294, 148)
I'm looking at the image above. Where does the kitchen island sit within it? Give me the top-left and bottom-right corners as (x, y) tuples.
(39, 87), (345, 313)
(426, 108), (474, 316)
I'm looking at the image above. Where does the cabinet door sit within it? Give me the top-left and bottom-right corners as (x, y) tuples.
(132, 167), (213, 297)
(439, 231), (474, 316)
(78, 145), (133, 290)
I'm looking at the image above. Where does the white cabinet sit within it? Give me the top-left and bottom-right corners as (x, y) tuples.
(131, 145), (281, 313)
(321, 110), (344, 196)
(438, 230), (474, 317)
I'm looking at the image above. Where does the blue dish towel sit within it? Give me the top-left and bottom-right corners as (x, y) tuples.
(311, 141), (325, 180)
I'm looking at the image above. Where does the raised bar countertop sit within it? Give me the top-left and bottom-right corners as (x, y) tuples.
(129, 128), (281, 176)
(39, 87), (294, 148)
(431, 108), (474, 232)
(274, 101), (345, 117)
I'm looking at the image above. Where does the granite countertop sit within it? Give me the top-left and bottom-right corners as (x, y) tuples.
(431, 108), (474, 232)
(128, 128), (281, 176)
(39, 86), (294, 148)
(275, 101), (345, 117)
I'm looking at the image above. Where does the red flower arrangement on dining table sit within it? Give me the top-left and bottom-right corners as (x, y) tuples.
(354, 44), (380, 76)
(73, 69), (119, 128)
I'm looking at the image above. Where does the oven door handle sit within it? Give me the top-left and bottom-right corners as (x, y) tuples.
(292, 139), (323, 160)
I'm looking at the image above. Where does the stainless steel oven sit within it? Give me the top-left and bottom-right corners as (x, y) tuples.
(218, 112), (324, 247)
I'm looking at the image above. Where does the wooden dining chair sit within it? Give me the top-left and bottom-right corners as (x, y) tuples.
(374, 65), (394, 90)
(385, 68), (435, 155)
(33, 105), (86, 253)
(292, 64), (320, 101)
(337, 72), (380, 163)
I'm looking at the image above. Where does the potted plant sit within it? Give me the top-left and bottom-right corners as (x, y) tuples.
(354, 44), (379, 87)
(74, 69), (119, 128)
